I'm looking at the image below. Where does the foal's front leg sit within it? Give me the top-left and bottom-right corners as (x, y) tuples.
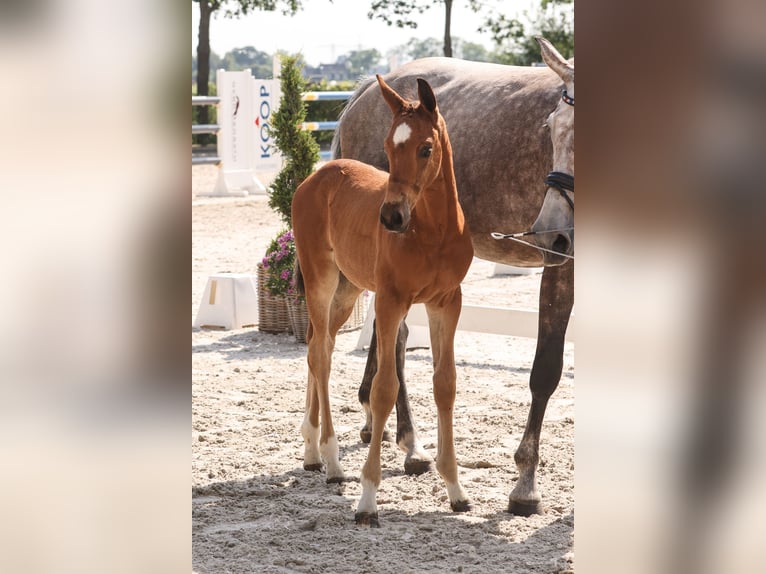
(427, 289), (471, 512)
(355, 300), (407, 527)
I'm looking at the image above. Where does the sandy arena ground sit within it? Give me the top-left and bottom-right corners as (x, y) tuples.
(192, 165), (574, 573)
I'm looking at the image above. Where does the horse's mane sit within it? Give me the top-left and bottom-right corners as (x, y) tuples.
(330, 74), (377, 160)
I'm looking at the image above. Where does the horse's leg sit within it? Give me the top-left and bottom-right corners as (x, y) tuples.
(508, 260), (574, 515)
(426, 289), (471, 512)
(355, 297), (407, 527)
(359, 318), (434, 475)
(302, 266), (345, 483)
(358, 319), (393, 443)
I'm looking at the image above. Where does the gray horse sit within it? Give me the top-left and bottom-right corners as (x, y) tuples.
(331, 37), (574, 516)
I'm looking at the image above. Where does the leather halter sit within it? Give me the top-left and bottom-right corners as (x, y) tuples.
(544, 88), (575, 210)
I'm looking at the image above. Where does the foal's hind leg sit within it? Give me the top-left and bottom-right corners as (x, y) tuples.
(508, 261), (573, 515)
(359, 319), (435, 475)
(302, 267), (346, 483)
(301, 339), (323, 472)
(426, 289), (471, 512)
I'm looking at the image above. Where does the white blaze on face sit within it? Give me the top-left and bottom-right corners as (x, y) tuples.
(392, 122), (412, 146)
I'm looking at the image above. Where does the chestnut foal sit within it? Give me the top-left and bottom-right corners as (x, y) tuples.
(292, 75), (473, 526)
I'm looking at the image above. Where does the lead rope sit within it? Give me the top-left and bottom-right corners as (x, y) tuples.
(491, 232), (575, 260)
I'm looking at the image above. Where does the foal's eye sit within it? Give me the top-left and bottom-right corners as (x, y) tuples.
(420, 146), (432, 158)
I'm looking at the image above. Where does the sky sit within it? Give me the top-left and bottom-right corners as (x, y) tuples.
(192, 0), (532, 67)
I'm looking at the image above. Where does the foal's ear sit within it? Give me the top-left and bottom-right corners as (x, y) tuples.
(417, 78), (438, 114)
(377, 74), (407, 114)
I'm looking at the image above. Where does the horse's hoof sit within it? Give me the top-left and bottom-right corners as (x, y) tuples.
(404, 458), (434, 476)
(303, 463), (323, 472)
(326, 475), (345, 484)
(359, 428), (393, 444)
(450, 499), (472, 513)
(354, 512), (380, 528)
(508, 499), (544, 516)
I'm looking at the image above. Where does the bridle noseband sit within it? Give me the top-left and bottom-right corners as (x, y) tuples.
(545, 170), (574, 211)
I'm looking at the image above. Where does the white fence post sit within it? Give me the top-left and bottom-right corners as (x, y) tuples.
(200, 69), (263, 197)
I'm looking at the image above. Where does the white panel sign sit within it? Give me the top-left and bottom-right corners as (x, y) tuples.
(207, 69), (262, 196)
(251, 78), (282, 174)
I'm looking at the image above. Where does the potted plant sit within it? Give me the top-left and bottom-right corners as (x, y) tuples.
(258, 54), (366, 340)
(258, 54), (318, 337)
(259, 228), (311, 340)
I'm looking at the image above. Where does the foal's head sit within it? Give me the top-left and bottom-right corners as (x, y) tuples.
(376, 75), (447, 233)
(529, 37), (575, 265)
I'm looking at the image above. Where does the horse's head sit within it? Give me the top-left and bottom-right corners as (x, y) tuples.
(376, 75), (445, 233)
(529, 37), (575, 265)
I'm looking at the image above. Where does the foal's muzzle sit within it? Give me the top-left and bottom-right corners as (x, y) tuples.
(380, 201), (411, 233)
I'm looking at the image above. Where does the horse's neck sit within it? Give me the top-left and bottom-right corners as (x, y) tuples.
(414, 136), (466, 237)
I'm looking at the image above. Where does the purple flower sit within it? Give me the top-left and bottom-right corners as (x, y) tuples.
(280, 269), (290, 280)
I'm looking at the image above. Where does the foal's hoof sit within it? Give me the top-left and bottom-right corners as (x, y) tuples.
(404, 457), (434, 476)
(326, 475), (345, 484)
(359, 428), (393, 444)
(303, 463), (323, 472)
(354, 512), (380, 528)
(450, 499), (473, 513)
(508, 499), (544, 516)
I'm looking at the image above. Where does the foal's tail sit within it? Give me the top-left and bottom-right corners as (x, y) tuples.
(294, 258), (306, 298)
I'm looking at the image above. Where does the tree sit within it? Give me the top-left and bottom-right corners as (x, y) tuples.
(405, 37), (444, 60)
(220, 46), (274, 77)
(268, 55), (320, 227)
(481, 0), (573, 65)
(458, 40), (495, 62)
(368, 0), (485, 58)
(193, 1), (303, 135)
(344, 49), (383, 77)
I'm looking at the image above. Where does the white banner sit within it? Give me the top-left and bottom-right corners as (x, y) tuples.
(251, 78), (282, 174)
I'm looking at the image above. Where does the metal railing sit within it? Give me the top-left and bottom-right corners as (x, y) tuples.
(192, 96), (222, 165)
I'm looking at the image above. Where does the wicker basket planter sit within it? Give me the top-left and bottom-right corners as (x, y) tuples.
(256, 263), (292, 334)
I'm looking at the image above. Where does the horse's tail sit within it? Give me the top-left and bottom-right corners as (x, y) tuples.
(294, 258), (305, 298)
(330, 74), (378, 160)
